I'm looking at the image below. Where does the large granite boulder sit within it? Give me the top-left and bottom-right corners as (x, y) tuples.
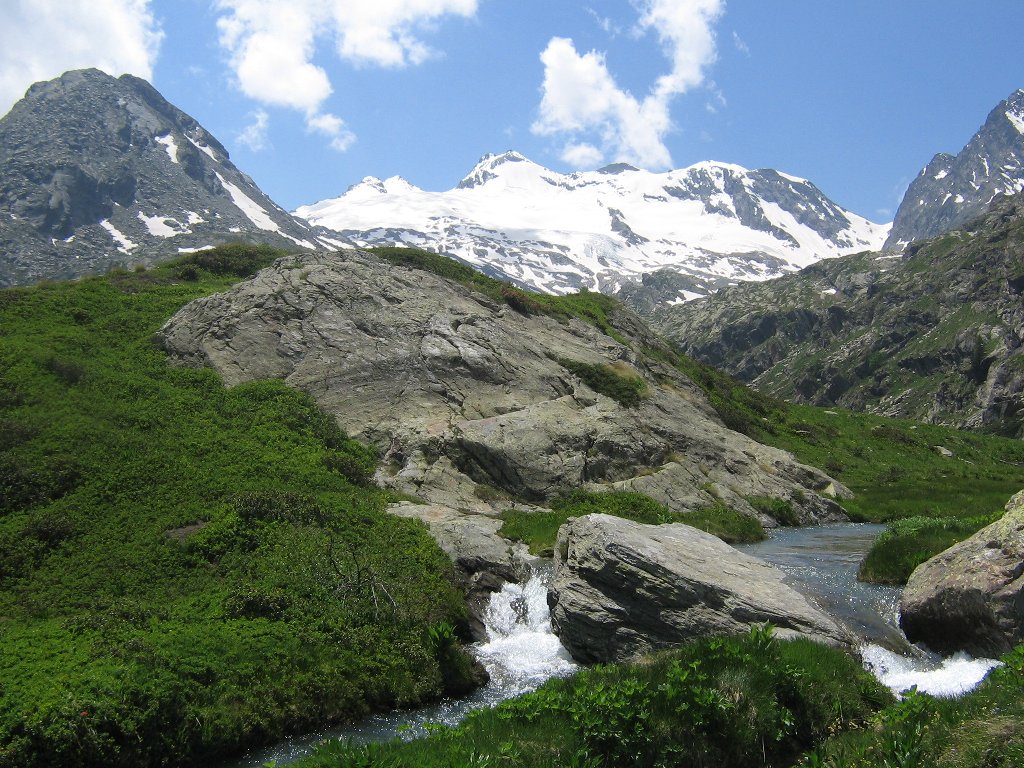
(900, 490), (1024, 657)
(157, 249), (847, 528)
(548, 514), (851, 663)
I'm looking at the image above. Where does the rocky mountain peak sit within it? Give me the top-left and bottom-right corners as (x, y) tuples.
(299, 152), (888, 303)
(0, 69), (329, 287)
(884, 87), (1024, 249)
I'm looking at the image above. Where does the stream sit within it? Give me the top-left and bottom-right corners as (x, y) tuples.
(736, 523), (1002, 698)
(225, 524), (1002, 766)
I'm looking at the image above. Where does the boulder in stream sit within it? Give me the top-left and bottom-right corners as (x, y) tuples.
(548, 514), (852, 663)
(900, 489), (1024, 657)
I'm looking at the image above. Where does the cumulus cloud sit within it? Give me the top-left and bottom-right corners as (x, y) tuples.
(215, 0), (478, 150)
(238, 110), (270, 151)
(533, 0), (724, 170)
(0, 0), (163, 117)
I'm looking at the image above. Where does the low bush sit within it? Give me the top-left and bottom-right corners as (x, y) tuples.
(857, 514), (998, 584)
(555, 357), (647, 407)
(293, 627), (892, 768)
(499, 490), (764, 554)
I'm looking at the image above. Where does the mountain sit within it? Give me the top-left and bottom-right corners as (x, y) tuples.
(296, 151), (889, 301)
(884, 88), (1024, 249)
(652, 192), (1024, 436)
(0, 69), (329, 287)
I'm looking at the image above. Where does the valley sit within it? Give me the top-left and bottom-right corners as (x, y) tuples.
(2, 65), (1024, 768)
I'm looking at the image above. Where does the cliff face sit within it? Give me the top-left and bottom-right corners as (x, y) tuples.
(653, 194), (1024, 436)
(158, 248), (847, 526)
(0, 69), (323, 286)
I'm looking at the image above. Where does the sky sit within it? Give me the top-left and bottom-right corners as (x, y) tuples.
(1, 1), (1022, 222)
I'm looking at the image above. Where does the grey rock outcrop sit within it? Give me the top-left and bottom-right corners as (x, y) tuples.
(652, 192), (1024, 436)
(900, 490), (1024, 657)
(0, 69), (334, 286)
(548, 514), (851, 663)
(885, 88), (1024, 250)
(157, 249), (849, 582)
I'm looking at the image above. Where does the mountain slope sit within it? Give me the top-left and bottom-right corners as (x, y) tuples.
(297, 151), (888, 300)
(884, 88), (1024, 249)
(653, 193), (1024, 435)
(0, 69), (330, 287)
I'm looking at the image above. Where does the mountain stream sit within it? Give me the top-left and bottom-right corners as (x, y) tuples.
(225, 524), (1001, 766)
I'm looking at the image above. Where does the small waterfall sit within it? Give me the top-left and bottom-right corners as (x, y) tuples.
(861, 644), (1003, 698)
(222, 565), (576, 767)
(474, 570), (578, 698)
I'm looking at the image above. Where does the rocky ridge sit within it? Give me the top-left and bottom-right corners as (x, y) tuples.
(650, 193), (1024, 435)
(0, 69), (332, 287)
(157, 248), (849, 609)
(885, 88), (1024, 250)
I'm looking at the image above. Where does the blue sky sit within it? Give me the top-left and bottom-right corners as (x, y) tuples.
(2, 1), (1022, 221)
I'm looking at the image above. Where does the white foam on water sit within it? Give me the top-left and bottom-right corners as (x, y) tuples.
(474, 572), (578, 697)
(861, 643), (1002, 698)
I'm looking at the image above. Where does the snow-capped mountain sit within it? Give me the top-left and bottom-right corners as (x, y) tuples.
(298, 151), (890, 300)
(0, 69), (329, 287)
(885, 88), (1024, 249)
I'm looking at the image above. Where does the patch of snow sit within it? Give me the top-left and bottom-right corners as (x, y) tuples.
(186, 211), (205, 225)
(933, 169), (949, 180)
(186, 135), (218, 161)
(954, 194), (965, 203)
(137, 211), (183, 238)
(229, 227), (242, 233)
(821, 288), (837, 295)
(1006, 109), (1024, 135)
(156, 134), (179, 163)
(280, 232), (317, 249)
(177, 245), (215, 254)
(99, 219), (137, 254)
(215, 173), (279, 231)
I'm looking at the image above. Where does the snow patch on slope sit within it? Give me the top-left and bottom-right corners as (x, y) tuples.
(156, 134), (179, 164)
(100, 219), (137, 254)
(215, 172), (279, 232)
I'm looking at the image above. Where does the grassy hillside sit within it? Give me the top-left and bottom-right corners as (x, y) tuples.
(0, 246), (474, 767)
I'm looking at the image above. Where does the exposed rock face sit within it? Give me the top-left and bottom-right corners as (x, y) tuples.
(0, 69), (332, 287)
(547, 514), (851, 663)
(885, 89), (1024, 250)
(900, 490), (1024, 657)
(652, 193), (1024, 436)
(158, 249), (849, 578)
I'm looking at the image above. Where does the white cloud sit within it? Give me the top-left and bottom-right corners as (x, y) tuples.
(238, 110), (270, 151)
(307, 112), (356, 152)
(562, 142), (605, 168)
(215, 0), (477, 150)
(732, 30), (750, 56)
(0, 0), (163, 117)
(533, 0), (724, 170)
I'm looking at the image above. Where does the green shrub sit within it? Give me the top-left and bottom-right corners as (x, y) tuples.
(293, 629), (892, 768)
(556, 357), (646, 407)
(858, 514), (998, 584)
(171, 242), (284, 278)
(685, 503), (766, 543)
